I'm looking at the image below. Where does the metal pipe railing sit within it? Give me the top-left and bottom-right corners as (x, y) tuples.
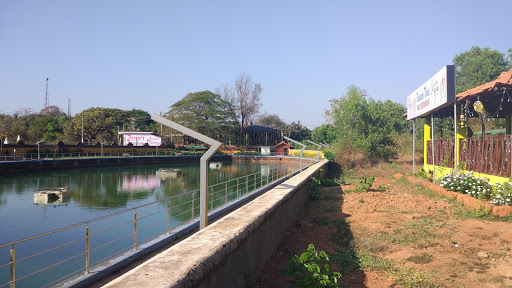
(0, 149), (317, 162)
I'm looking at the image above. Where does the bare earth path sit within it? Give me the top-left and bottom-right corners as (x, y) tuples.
(256, 159), (512, 288)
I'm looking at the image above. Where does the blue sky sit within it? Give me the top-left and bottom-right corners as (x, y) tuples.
(1, 0), (511, 129)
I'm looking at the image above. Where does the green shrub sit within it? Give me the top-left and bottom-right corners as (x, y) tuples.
(324, 149), (335, 162)
(357, 176), (375, 192)
(283, 244), (342, 287)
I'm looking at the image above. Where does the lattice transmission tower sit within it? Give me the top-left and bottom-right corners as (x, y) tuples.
(44, 78), (50, 109)
(67, 98), (71, 117)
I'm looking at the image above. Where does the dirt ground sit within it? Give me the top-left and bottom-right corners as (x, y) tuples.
(256, 157), (512, 288)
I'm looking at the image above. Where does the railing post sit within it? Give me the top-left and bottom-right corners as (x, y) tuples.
(191, 192), (195, 218)
(246, 175), (249, 194)
(10, 245), (15, 288)
(236, 179), (239, 198)
(260, 172), (263, 188)
(225, 182), (228, 204)
(85, 224), (90, 274)
(210, 186), (213, 209)
(133, 210), (138, 250)
(167, 199), (171, 234)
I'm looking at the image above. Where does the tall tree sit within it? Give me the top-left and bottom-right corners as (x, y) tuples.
(453, 46), (511, 94)
(286, 121), (311, 142)
(40, 106), (66, 117)
(217, 73), (262, 131)
(311, 124), (336, 144)
(124, 109), (157, 132)
(256, 113), (287, 131)
(166, 91), (237, 143)
(72, 107), (128, 143)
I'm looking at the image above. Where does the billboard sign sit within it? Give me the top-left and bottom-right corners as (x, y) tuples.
(407, 65), (456, 120)
(123, 133), (162, 146)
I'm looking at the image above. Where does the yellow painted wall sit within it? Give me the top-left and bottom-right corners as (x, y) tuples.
(423, 164), (510, 184)
(289, 149), (324, 159)
(424, 116), (431, 166)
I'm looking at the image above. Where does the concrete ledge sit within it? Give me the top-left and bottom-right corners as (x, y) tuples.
(102, 160), (328, 288)
(395, 174), (512, 217)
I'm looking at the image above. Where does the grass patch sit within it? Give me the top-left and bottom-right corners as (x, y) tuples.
(332, 248), (440, 288)
(322, 193), (341, 201)
(325, 204), (341, 213)
(358, 236), (389, 253)
(448, 199), (495, 220)
(405, 252), (433, 264)
(311, 217), (331, 226)
(358, 250), (440, 288)
(375, 217), (448, 248)
(394, 178), (441, 199)
(386, 162), (399, 171)
(326, 207), (442, 288)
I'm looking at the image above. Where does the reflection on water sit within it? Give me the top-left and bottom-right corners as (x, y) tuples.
(33, 193), (71, 205)
(119, 174), (161, 192)
(0, 161), (296, 245)
(0, 160), (299, 288)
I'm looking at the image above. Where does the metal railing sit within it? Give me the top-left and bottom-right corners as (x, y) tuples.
(0, 150), (209, 162)
(0, 151), (312, 162)
(0, 163), (311, 288)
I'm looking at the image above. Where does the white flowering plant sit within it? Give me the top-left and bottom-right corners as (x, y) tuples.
(439, 172), (494, 200)
(439, 173), (512, 206)
(491, 180), (512, 206)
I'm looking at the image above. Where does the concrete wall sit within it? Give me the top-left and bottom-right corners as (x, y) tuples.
(0, 155), (230, 174)
(102, 160), (328, 288)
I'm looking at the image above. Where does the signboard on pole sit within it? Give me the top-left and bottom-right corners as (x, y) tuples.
(407, 65), (456, 120)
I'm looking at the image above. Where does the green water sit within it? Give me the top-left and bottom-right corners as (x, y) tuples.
(0, 160), (298, 288)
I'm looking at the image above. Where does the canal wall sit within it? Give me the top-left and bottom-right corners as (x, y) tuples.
(100, 160), (328, 288)
(0, 155), (228, 174)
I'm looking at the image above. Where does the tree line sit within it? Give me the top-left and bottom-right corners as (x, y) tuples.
(0, 73), (313, 145)
(2, 46), (510, 155)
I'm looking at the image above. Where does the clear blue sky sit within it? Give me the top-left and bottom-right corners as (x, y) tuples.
(1, 0), (511, 129)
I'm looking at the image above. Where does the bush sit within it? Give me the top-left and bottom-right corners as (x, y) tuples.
(357, 176), (375, 192)
(324, 149), (335, 162)
(328, 85), (407, 161)
(283, 244), (341, 287)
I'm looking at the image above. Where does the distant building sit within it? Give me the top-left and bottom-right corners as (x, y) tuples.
(274, 141), (293, 156)
(242, 125), (282, 147)
(118, 132), (169, 146)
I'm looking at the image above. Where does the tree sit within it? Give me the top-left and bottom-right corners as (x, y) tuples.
(453, 46), (511, 94)
(330, 85), (406, 161)
(311, 124), (336, 144)
(72, 108), (128, 143)
(27, 116), (63, 141)
(256, 113), (287, 131)
(217, 73), (262, 131)
(40, 106), (66, 117)
(166, 91), (237, 143)
(286, 121), (311, 142)
(124, 109), (157, 132)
